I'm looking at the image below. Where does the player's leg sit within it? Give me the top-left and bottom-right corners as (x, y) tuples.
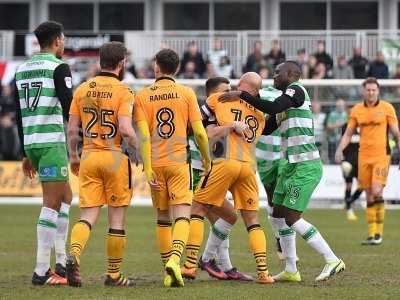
(369, 156), (390, 245)
(102, 153), (134, 286)
(67, 152), (105, 287)
(358, 158), (377, 245)
(282, 162), (344, 281)
(55, 182), (73, 278)
(182, 161), (233, 280)
(162, 164), (194, 287)
(67, 207), (101, 287)
(156, 209), (172, 266)
(30, 146), (69, 286)
(200, 200), (240, 280)
(233, 162), (273, 284)
(104, 205), (134, 287)
(240, 210), (273, 284)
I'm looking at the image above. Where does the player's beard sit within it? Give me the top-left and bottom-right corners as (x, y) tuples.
(118, 68), (125, 81)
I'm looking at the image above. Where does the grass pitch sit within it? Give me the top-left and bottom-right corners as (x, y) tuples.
(0, 205), (399, 299)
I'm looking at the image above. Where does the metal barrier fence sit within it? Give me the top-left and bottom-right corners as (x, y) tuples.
(124, 30), (400, 75)
(128, 78), (400, 106)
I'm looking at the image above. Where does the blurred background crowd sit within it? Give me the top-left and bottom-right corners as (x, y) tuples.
(1, 39), (400, 162)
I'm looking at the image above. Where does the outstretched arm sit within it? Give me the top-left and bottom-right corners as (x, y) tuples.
(191, 120), (211, 174)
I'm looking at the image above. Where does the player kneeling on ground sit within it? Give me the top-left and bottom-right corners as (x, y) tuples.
(66, 42), (138, 287)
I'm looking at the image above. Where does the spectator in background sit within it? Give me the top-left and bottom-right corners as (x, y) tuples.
(207, 39), (227, 76)
(392, 63), (400, 79)
(307, 55), (318, 78)
(333, 56), (354, 79)
(313, 40), (333, 71)
(179, 61), (200, 79)
(368, 52), (389, 79)
(312, 101), (327, 160)
(180, 41), (206, 78)
(258, 65), (270, 79)
(0, 84), (20, 160)
(265, 40), (285, 69)
(296, 48), (309, 79)
(348, 47), (369, 79)
(204, 61), (216, 78)
(126, 52), (138, 78)
(326, 99), (348, 164)
(81, 63), (100, 83)
(312, 62), (331, 79)
(243, 41), (266, 73)
(217, 56), (234, 78)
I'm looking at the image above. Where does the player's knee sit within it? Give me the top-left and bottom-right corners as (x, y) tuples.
(240, 210), (259, 227)
(157, 209), (170, 222)
(371, 184), (383, 197)
(191, 201), (208, 217)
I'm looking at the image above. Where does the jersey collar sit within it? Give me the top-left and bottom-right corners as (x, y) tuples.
(363, 99), (380, 107)
(155, 76), (175, 83)
(98, 71), (120, 80)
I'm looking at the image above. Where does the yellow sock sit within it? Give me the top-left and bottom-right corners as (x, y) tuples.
(366, 203), (376, 238)
(107, 229), (126, 280)
(248, 224), (268, 275)
(184, 215), (204, 269)
(70, 220), (91, 264)
(170, 217), (190, 263)
(375, 198), (385, 236)
(156, 221), (172, 266)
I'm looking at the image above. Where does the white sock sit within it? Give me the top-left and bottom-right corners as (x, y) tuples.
(35, 207), (58, 276)
(55, 202), (70, 267)
(268, 215), (280, 240)
(216, 238), (233, 272)
(292, 218), (338, 263)
(202, 219), (233, 262)
(271, 217), (297, 273)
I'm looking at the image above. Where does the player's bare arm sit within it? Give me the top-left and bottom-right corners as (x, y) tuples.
(118, 116), (138, 150)
(67, 114), (81, 176)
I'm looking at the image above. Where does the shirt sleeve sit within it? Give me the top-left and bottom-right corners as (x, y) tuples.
(14, 80), (25, 156)
(239, 85), (305, 114)
(133, 94), (146, 123)
(54, 63), (73, 121)
(347, 107), (358, 130)
(186, 87), (202, 123)
(118, 87), (134, 117)
(386, 103), (398, 126)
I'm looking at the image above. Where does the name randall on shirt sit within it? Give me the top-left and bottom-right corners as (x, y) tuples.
(150, 93), (179, 101)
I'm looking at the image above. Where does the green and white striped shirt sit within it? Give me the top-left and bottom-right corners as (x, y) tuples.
(277, 82), (320, 163)
(15, 53), (68, 149)
(189, 135), (203, 171)
(256, 87), (283, 162)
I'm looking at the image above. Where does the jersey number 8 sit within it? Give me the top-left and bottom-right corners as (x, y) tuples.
(156, 107), (175, 139)
(231, 109), (259, 143)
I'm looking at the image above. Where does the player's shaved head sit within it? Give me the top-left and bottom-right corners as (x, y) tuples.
(237, 72), (262, 96)
(273, 61), (302, 90)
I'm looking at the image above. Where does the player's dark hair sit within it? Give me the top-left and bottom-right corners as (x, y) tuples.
(362, 77), (380, 88)
(34, 21), (64, 48)
(155, 49), (180, 75)
(99, 41), (127, 70)
(205, 77), (230, 96)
